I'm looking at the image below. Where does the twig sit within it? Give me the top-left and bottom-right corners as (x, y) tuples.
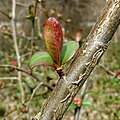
(0, 31), (40, 41)
(11, 0), (25, 103)
(21, 52), (31, 59)
(26, 82), (43, 111)
(0, 64), (30, 75)
(77, 94), (89, 120)
(33, 0), (38, 27)
(99, 63), (120, 80)
(74, 80), (89, 120)
(0, 77), (18, 80)
(0, 64), (53, 90)
(31, 0), (39, 56)
(26, 82), (52, 119)
(36, 2), (43, 39)
(16, 2), (29, 7)
(0, 9), (11, 19)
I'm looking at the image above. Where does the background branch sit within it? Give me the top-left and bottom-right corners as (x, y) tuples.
(0, 77), (18, 80)
(0, 64), (54, 90)
(74, 80), (89, 120)
(99, 63), (120, 80)
(11, 0), (25, 103)
(26, 82), (44, 111)
(31, 0), (39, 56)
(0, 9), (11, 19)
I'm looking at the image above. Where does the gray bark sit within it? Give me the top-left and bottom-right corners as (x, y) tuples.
(32, 0), (120, 120)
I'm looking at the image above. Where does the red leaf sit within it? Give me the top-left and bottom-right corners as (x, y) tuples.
(9, 56), (17, 66)
(43, 17), (63, 67)
(5, 53), (17, 66)
(115, 70), (120, 78)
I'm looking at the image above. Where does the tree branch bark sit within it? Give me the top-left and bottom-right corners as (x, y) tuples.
(32, 0), (120, 120)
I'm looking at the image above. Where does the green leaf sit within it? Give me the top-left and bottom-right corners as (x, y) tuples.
(29, 5), (35, 14)
(29, 52), (56, 69)
(26, 5), (35, 21)
(47, 71), (58, 79)
(82, 100), (94, 107)
(68, 103), (76, 110)
(111, 77), (120, 83)
(26, 14), (35, 21)
(44, 17), (63, 67)
(61, 41), (79, 65)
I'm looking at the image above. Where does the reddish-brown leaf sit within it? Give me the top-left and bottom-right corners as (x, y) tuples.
(43, 17), (63, 67)
(9, 56), (17, 66)
(115, 70), (120, 78)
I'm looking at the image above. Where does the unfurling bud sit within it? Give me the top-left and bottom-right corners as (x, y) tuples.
(44, 17), (63, 67)
(73, 97), (82, 107)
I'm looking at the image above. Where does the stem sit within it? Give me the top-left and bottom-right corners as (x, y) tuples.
(74, 80), (89, 120)
(26, 82), (44, 111)
(0, 64), (54, 90)
(12, 0), (24, 103)
(31, 0), (38, 56)
(0, 9), (11, 19)
(0, 77), (18, 80)
(99, 63), (120, 80)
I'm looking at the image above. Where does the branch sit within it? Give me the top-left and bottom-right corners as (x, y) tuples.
(16, 2), (29, 7)
(0, 64), (54, 90)
(0, 9), (11, 19)
(32, 0), (120, 120)
(26, 82), (44, 111)
(0, 31), (40, 41)
(0, 77), (18, 80)
(11, 0), (25, 103)
(99, 63), (120, 80)
(31, 0), (39, 56)
(74, 80), (89, 120)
